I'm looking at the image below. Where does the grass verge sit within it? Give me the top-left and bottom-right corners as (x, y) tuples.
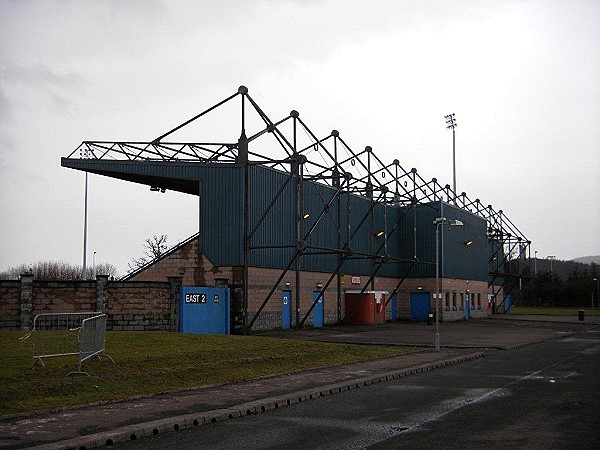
(0, 331), (412, 416)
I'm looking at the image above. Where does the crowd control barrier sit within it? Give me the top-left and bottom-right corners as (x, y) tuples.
(31, 312), (114, 376)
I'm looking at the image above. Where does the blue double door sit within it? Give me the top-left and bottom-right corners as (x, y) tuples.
(281, 290), (323, 328)
(312, 291), (324, 328)
(180, 286), (230, 334)
(410, 292), (430, 322)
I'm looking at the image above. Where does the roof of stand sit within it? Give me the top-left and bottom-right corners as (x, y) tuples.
(61, 85), (530, 251)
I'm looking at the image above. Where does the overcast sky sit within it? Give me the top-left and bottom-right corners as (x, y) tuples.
(1, 0), (599, 276)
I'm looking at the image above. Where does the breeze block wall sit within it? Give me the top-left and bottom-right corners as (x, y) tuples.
(105, 279), (174, 331)
(0, 280), (21, 330)
(0, 274), (181, 331)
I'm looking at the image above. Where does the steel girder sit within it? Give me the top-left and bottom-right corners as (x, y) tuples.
(65, 86), (530, 328)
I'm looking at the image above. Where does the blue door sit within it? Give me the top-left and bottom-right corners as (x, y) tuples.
(505, 295), (512, 314)
(465, 293), (470, 319)
(410, 292), (430, 322)
(390, 294), (398, 321)
(313, 291), (324, 328)
(180, 286), (230, 334)
(282, 290), (292, 329)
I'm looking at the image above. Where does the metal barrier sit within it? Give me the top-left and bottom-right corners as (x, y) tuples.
(31, 312), (114, 376)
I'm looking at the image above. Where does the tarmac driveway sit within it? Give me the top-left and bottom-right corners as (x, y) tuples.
(262, 317), (593, 350)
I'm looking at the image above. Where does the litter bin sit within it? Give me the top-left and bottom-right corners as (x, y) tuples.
(427, 311), (435, 325)
(578, 310), (584, 321)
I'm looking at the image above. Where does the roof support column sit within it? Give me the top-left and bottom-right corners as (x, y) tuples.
(292, 111), (302, 326)
(240, 89), (249, 332)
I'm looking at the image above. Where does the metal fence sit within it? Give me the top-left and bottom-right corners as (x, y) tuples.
(31, 312), (114, 376)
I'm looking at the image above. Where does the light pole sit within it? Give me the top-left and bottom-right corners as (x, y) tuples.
(593, 278), (598, 322)
(534, 251), (538, 276)
(83, 172), (89, 270)
(548, 255), (556, 275)
(93, 251), (97, 280)
(444, 113), (457, 203)
(434, 217), (463, 351)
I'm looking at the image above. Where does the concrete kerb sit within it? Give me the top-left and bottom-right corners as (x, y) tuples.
(29, 352), (485, 450)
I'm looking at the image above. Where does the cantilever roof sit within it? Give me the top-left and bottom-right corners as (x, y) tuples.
(61, 86), (530, 257)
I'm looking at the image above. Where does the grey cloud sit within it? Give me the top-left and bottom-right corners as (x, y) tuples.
(1, 61), (85, 91)
(0, 59), (85, 115)
(0, 87), (12, 124)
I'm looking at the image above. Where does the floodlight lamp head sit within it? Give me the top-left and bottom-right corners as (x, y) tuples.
(449, 219), (463, 227)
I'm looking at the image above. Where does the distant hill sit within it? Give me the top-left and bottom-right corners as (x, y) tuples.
(572, 255), (600, 265)
(511, 256), (598, 281)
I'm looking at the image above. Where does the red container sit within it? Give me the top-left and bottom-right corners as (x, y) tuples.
(344, 291), (387, 325)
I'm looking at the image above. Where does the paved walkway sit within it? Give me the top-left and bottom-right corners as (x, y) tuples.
(0, 316), (594, 450)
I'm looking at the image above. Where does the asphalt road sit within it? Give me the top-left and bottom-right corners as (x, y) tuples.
(112, 328), (600, 450)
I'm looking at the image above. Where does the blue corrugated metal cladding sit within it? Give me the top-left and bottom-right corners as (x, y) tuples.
(198, 164), (489, 281)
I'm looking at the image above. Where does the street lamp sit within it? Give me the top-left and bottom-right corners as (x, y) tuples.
(434, 217), (464, 351)
(444, 113), (457, 203)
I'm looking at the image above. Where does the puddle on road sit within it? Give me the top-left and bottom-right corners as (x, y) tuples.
(559, 336), (600, 343)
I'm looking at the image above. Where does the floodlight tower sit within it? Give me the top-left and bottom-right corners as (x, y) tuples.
(445, 113), (457, 204)
(548, 255), (556, 274)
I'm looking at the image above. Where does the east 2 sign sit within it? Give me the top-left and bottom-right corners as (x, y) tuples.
(185, 293), (207, 304)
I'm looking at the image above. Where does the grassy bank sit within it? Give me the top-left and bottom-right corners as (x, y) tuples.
(511, 306), (599, 316)
(0, 331), (411, 416)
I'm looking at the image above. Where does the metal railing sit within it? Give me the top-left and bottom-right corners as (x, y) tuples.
(31, 312), (114, 376)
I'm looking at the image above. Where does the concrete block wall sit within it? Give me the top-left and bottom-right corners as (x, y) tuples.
(0, 275), (181, 331)
(1, 264), (500, 333)
(0, 281), (20, 329)
(31, 280), (97, 316)
(106, 281), (173, 331)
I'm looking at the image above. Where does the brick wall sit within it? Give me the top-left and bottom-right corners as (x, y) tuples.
(128, 238), (235, 287)
(105, 281), (172, 331)
(31, 280), (97, 316)
(246, 266), (342, 328)
(123, 240), (503, 331)
(13, 235), (503, 333)
(0, 281), (20, 329)
(378, 277), (501, 321)
(0, 275), (181, 331)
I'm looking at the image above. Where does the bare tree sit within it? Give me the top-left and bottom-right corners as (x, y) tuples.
(0, 261), (119, 280)
(128, 234), (169, 271)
